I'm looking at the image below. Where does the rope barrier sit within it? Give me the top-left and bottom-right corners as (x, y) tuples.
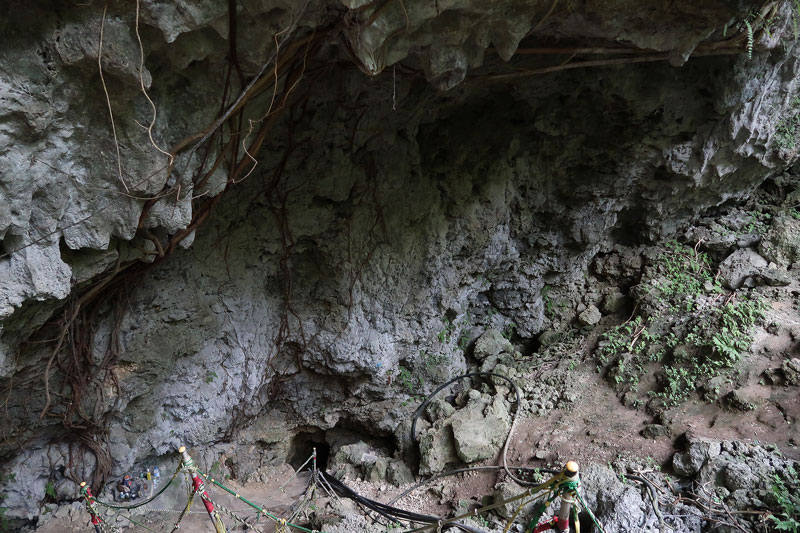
(91, 463), (183, 510)
(259, 452), (315, 510)
(79, 482), (110, 533)
(75, 410), (623, 533)
(168, 485), (196, 533)
(80, 458), (608, 533)
(80, 451), (608, 533)
(97, 504), (160, 533)
(199, 469), (323, 533)
(178, 446), (227, 532)
(216, 501), (266, 533)
(122, 507), (206, 514)
(79, 449), (334, 533)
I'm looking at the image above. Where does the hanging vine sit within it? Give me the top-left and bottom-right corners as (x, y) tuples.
(28, 1), (332, 491)
(4, 0), (772, 495)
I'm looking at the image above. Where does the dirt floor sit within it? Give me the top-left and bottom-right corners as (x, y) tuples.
(507, 317), (800, 470)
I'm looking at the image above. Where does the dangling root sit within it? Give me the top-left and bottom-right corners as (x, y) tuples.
(97, 1), (128, 192)
(134, 0), (174, 168)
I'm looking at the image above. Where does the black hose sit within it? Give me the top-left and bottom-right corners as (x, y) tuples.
(623, 474), (668, 526)
(410, 372), (516, 447)
(388, 465), (559, 506)
(92, 467), (180, 510)
(406, 372), (665, 525)
(321, 471), (486, 532)
(410, 372), (540, 486)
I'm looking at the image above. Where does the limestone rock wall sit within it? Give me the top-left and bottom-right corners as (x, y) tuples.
(2, 0), (800, 524)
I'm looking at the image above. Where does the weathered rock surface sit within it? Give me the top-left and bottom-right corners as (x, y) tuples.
(426, 398), (456, 423)
(763, 357), (800, 386)
(3, 0), (800, 525)
(718, 246), (792, 289)
(417, 388), (512, 474)
(719, 249), (770, 289)
(671, 434), (800, 527)
(759, 214), (800, 267)
(418, 421), (460, 476)
(474, 329), (514, 361)
(577, 304), (602, 326)
(673, 434), (723, 477)
(450, 396), (510, 464)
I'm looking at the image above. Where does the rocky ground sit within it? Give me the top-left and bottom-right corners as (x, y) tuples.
(28, 173), (800, 533)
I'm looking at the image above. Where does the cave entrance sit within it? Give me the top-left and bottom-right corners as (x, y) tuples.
(288, 429), (330, 471)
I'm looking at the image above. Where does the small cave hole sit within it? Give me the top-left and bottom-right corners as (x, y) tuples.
(523, 335), (541, 357)
(578, 511), (595, 532)
(611, 208), (650, 246)
(287, 430), (330, 472)
(0, 232), (21, 260)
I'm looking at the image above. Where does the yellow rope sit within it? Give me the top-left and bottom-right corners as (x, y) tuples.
(504, 495), (535, 533)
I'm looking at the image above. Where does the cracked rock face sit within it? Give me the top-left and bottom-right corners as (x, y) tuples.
(343, 0), (763, 89)
(2, 0), (800, 524)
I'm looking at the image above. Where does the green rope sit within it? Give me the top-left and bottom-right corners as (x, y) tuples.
(524, 488), (564, 533)
(558, 480), (579, 494)
(198, 470), (327, 533)
(169, 485), (196, 533)
(520, 478), (583, 533)
(576, 491), (607, 533)
(217, 501), (266, 533)
(98, 505), (159, 533)
(525, 500), (551, 533)
(92, 463), (183, 510)
(403, 484), (554, 533)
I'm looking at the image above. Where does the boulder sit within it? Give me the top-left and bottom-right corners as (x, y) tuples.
(538, 330), (562, 347)
(426, 398), (456, 422)
(718, 248), (791, 289)
(718, 249), (768, 289)
(601, 290), (628, 314)
(578, 464), (662, 531)
(669, 435), (800, 528)
(578, 304), (602, 326)
(783, 358), (800, 385)
(386, 460), (415, 485)
(672, 434), (721, 477)
(330, 441), (372, 470)
(759, 215), (800, 268)
(418, 422), (459, 475)
(642, 424), (671, 439)
(720, 462), (757, 492)
(451, 415), (508, 463)
(474, 329), (514, 361)
(450, 394), (510, 463)
(493, 481), (537, 520)
(762, 358), (800, 386)
(723, 389), (756, 411)
(365, 459), (388, 483)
